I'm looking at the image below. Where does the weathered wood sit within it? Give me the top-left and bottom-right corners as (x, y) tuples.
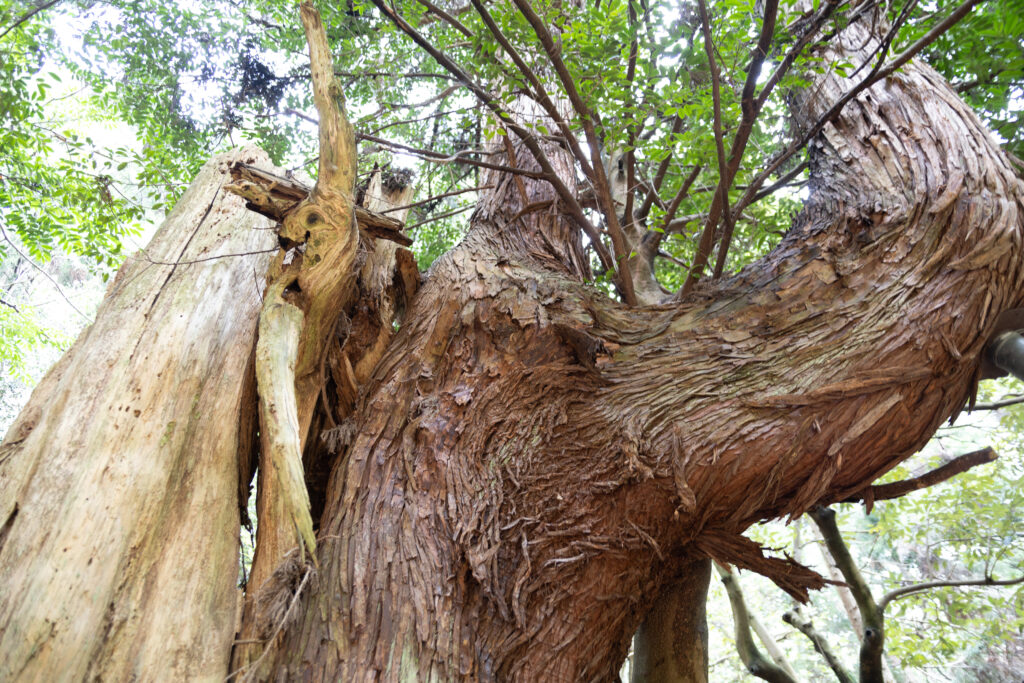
(0, 147), (276, 681)
(225, 162), (412, 246)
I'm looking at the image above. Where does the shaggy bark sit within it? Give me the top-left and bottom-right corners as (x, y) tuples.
(246, 10), (1024, 681)
(0, 148), (276, 681)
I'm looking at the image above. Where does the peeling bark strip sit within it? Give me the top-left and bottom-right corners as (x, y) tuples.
(244, 7), (1024, 681)
(0, 148), (276, 681)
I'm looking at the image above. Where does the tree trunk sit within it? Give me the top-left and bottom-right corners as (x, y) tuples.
(0, 148), (276, 681)
(248, 11), (1024, 681)
(2, 7), (1023, 683)
(631, 558), (712, 683)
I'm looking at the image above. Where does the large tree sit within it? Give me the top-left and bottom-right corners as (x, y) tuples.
(1, 0), (1023, 680)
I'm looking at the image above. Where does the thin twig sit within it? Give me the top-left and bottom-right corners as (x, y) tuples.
(138, 248), (280, 267)
(229, 565), (314, 682)
(357, 132), (546, 178)
(651, 166), (702, 252)
(684, 0), (780, 292)
(0, 0), (62, 41)
(403, 203), (474, 231)
(0, 225), (89, 321)
(380, 184), (493, 215)
(621, 0), (639, 236)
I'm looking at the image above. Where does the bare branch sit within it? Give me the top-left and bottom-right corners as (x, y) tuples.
(972, 394), (1024, 410)
(717, 563), (800, 683)
(879, 573), (1024, 613)
(782, 606), (856, 683)
(844, 448), (997, 508)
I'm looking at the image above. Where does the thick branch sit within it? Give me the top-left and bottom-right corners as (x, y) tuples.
(368, 0), (615, 272)
(508, 0), (638, 304)
(684, 0), (779, 290)
(468, 0), (597, 181)
(734, 0), (986, 222)
(809, 506), (884, 683)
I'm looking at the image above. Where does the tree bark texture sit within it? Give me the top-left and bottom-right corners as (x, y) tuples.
(251, 13), (1024, 682)
(2, 6), (1022, 683)
(0, 148), (276, 681)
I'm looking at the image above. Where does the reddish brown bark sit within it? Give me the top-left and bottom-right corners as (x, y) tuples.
(243, 12), (1024, 680)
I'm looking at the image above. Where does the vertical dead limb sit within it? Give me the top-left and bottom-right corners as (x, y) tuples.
(250, 0), (357, 567)
(232, 2), (361, 673)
